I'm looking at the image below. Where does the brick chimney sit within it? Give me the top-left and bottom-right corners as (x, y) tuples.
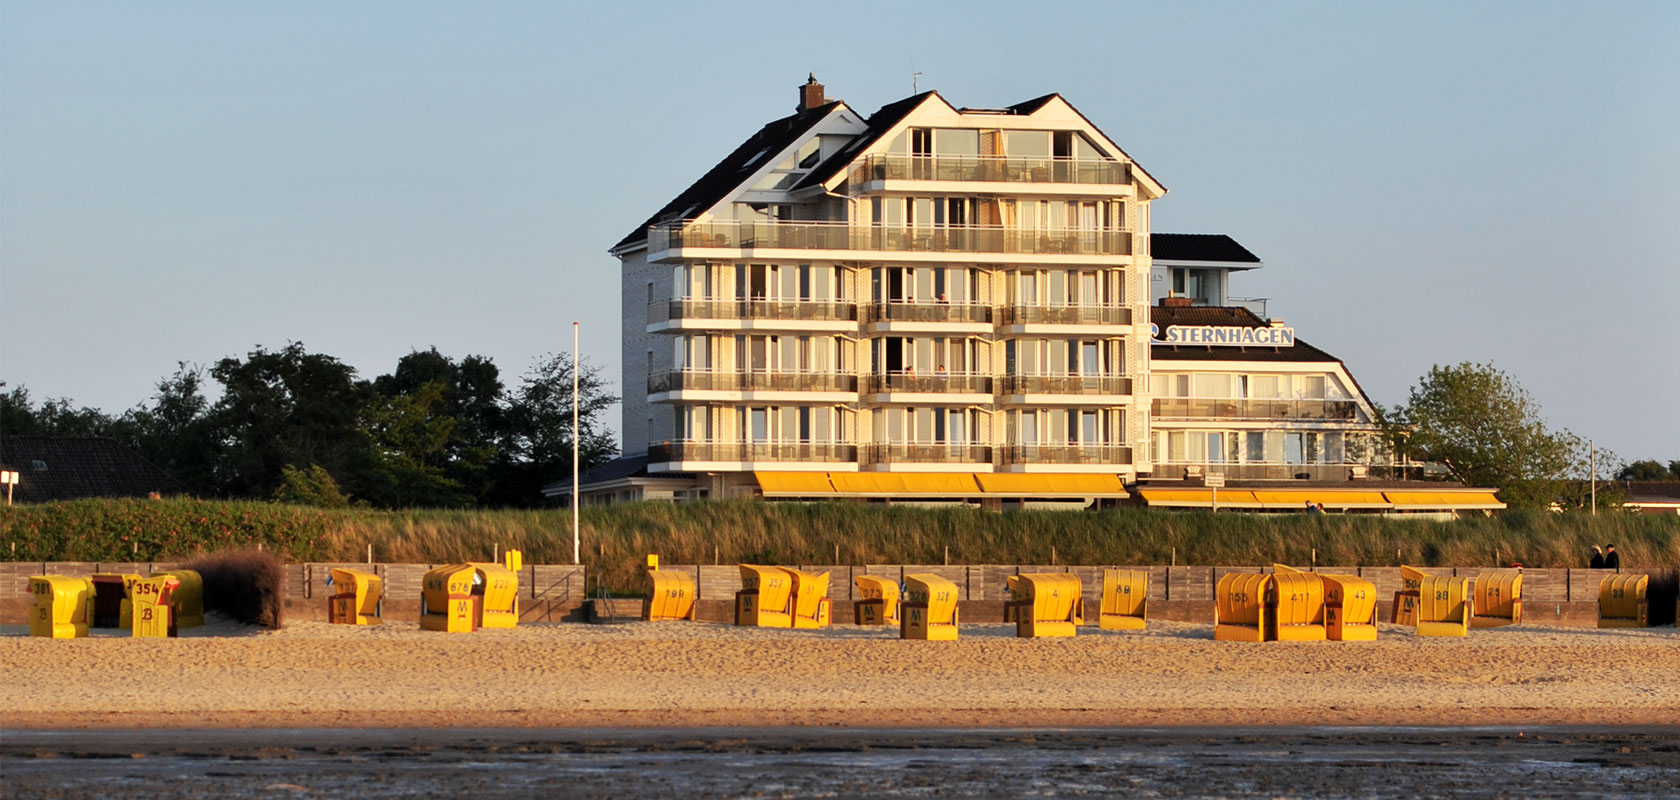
(1160, 296), (1193, 308)
(798, 74), (826, 112)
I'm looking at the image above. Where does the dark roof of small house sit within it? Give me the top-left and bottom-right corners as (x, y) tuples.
(1152, 233), (1262, 263)
(792, 91), (935, 190)
(611, 101), (842, 252)
(0, 436), (190, 503)
(541, 453), (695, 496)
(1620, 480), (1680, 501)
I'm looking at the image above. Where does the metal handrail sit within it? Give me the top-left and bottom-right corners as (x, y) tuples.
(850, 154), (1131, 185)
(649, 369), (858, 394)
(649, 220), (1132, 257)
(864, 372), (992, 394)
(649, 441), (859, 463)
(1001, 444), (1133, 465)
(1001, 304), (1132, 325)
(1001, 374), (1133, 395)
(648, 298), (858, 324)
(861, 301), (993, 324)
(862, 444), (994, 464)
(1150, 398), (1359, 421)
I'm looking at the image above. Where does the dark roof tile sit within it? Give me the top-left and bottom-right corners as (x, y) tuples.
(612, 102), (841, 252)
(792, 91), (935, 190)
(1152, 233), (1262, 263)
(0, 437), (190, 503)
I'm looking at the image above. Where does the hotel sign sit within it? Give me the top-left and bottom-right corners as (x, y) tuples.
(1150, 324), (1294, 347)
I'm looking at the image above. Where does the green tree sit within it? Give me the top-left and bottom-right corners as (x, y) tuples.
(1388, 362), (1603, 509)
(0, 383), (118, 437)
(369, 348), (504, 502)
(113, 364), (220, 495)
(209, 343), (373, 499)
(361, 381), (473, 507)
(489, 353), (618, 506)
(1617, 460), (1677, 481)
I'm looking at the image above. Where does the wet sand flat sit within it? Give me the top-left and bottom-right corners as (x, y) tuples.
(1, 620), (1676, 729)
(4, 727), (1679, 799)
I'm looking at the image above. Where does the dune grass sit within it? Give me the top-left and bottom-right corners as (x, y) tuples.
(4, 498), (1675, 592)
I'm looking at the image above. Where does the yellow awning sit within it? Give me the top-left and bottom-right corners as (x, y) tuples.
(1251, 490), (1391, 509)
(754, 472), (834, 495)
(902, 473), (984, 494)
(825, 473), (984, 495)
(1137, 488), (1260, 508)
(1384, 490), (1505, 509)
(827, 473), (899, 494)
(975, 473), (1129, 497)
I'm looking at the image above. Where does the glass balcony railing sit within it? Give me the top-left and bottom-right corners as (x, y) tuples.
(1150, 399), (1359, 421)
(1001, 304), (1131, 325)
(864, 372), (992, 394)
(861, 301), (992, 324)
(648, 370), (857, 394)
(1152, 462), (1423, 482)
(649, 440), (858, 463)
(1001, 375), (1133, 396)
(862, 444), (994, 465)
(850, 154), (1131, 186)
(648, 298), (857, 325)
(1002, 444), (1133, 465)
(649, 220), (1132, 257)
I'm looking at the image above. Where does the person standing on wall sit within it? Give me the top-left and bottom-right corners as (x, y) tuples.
(1589, 545), (1605, 569)
(1603, 544), (1620, 571)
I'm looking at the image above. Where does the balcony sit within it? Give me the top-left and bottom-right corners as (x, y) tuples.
(1001, 374), (1133, 396)
(648, 298), (857, 326)
(862, 443), (994, 466)
(1002, 444), (1133, 466)
(849, 154), (1131, 186)
(1001, 304), (1132, 326)
(861, 301), (992, 325)
(648, 220), (1132, 258)
(864, 372), (993, 395)
(649, 440), (858, 464)
(1226, 297), (1269, 317)
(1151, 399), (1359, 421)
(1152, 463), (1424, 482)
(649, 369), (858, 395)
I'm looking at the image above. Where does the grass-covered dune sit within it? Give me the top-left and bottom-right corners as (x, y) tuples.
(4, 499), (1676, 592)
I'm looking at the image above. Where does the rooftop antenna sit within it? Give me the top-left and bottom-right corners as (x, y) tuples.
(913, 71), (923, 94)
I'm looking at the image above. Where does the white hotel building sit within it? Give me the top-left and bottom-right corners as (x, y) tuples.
(555, 79), (1501, 514)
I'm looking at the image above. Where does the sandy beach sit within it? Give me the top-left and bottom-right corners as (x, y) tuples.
(3, 618), (1676, 730)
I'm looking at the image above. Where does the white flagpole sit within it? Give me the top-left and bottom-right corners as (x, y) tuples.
(572, 321), (581, 565)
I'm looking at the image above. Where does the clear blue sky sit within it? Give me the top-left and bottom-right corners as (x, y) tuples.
(3, 1), (1677, 462)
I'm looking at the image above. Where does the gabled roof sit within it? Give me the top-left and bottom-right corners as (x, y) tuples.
(1149, 306), (1340, 364)
(1006, 93), (1060, 115)
(792, 91), (938, 190)
(1152, 233), (1262, 264)
(0, 436), (190, 503)
(611, 101), (843, 253)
